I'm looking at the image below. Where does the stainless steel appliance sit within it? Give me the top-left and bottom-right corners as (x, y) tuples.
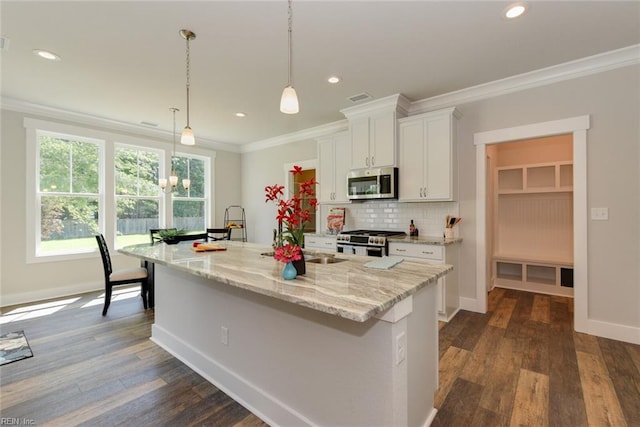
(347, 167), (398, 200)
(336, 229), (407, 257)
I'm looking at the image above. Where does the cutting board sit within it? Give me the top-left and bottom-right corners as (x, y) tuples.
(191, 243), (227, 252)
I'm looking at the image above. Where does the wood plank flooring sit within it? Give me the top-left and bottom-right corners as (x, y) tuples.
(1, 286), (639, 426)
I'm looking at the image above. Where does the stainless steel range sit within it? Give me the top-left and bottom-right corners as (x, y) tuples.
(336, 229), (407, 257)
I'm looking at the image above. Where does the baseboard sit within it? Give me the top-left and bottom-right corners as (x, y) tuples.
(0, 280), (102, 307)
(586, 318), (640, 345)
(151, 324), (316, 427)
(459, 296), (484, 313)
(424, 408), (438, 427)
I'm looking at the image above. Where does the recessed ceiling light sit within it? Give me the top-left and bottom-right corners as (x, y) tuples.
(235, 112), (247, 118)
(33, 49), (61, 61)
(327, 75), (341, 84)
(504, 2), (528, 19)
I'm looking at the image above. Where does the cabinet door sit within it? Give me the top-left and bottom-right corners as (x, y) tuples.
(332, 133), (351, 202)
(370, 112), (396, 167)
(317, 138), (336, 203)
(398, 119), (425, 201)
(350, 117), (370, 169)
(424, 115), (452, 200)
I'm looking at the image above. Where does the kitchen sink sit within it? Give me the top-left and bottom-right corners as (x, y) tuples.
(307, 257), (348, 264)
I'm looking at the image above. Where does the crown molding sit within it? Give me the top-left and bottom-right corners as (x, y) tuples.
(0, 97), (242, 153)
(3, 45), (637, 154)
(240, 119), (348, 153)
(410, 44), (640, 115)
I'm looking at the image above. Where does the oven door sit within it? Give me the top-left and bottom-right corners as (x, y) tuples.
(337, 243), (385, 257)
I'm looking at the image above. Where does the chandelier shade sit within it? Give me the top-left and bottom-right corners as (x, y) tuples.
(280, 0), (299, 114)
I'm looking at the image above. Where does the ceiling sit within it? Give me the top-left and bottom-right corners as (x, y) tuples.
(1, 1), (639, 147)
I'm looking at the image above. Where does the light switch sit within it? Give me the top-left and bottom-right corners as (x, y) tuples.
(591, 207), (609, 221)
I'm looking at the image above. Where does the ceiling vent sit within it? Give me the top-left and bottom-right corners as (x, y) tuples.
(347, 92), (373, 104)
(0, 36), (9, 51)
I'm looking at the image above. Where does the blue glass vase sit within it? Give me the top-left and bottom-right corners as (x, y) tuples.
(282, 262), (297, 280)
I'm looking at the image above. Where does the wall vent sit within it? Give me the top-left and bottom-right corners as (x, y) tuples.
(347, 92), (373, 104)
(0, 36), (9, 51)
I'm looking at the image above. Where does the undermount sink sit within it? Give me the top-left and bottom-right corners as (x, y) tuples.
(307, 257), (348, 264)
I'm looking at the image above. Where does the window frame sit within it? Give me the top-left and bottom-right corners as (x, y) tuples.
(25, 117), (216, 264)
(169, 151), (211, 232)
(113, 142), (165, 248)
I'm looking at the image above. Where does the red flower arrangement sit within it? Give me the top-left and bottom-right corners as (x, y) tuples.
(265, 165), (318, 263)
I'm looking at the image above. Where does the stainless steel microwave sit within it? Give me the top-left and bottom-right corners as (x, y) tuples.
(347, 167), (398, 200)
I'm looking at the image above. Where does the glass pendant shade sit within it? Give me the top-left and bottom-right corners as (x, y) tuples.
(158, 178), (168, 189)
(182, 179), (191, 190)
(280, 85), (299, 114)
(181, 126), (195, 146)
(169, 174), (179, 188)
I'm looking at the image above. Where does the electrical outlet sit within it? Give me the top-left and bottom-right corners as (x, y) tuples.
(591, 207), (609, 221)
(221, 326), (229, 346)
(395, 332), (406, 365)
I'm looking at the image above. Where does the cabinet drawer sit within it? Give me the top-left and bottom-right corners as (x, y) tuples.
(389, 244), (443, 261)
(305, 236), (337, 251)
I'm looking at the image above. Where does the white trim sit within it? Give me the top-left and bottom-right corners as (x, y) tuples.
(5, 45), (638, 154)
(242, 120), (348, 153)
(411, 44), (640, 114)
(474, 116), (590, 336)
(586, 318), (640, 346)
(5, 97), (241, 153)
(0, 280), (103, 308)
(151, 324), (314, 427)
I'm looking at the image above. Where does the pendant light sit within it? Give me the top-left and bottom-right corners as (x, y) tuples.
(280, 0), (299, 114)
(180, 29), (196, 145)
(159, 107), (190, 191)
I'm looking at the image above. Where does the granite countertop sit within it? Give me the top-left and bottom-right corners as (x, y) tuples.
(388, 235), (463, 246)
(119, 241), (452, 323)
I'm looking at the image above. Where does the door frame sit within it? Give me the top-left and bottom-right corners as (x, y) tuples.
(474, 115), (590, 333)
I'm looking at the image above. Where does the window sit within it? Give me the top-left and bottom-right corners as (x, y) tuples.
(115, 145), (162, 247)
(171, 154), (208, 231)
(26, 118), (214, 262)
(37, 131), (102, 255)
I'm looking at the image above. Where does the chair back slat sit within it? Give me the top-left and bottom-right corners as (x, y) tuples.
(95, 234), (112, 276)
(207, 228), (231, 241)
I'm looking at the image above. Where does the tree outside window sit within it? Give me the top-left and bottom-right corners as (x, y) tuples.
(115, 145), (162, 247)
(172, 155), (206, 231)
(38, 134), (100, 254)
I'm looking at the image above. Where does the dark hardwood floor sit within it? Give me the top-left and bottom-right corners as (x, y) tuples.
(1, 286), (638, 426)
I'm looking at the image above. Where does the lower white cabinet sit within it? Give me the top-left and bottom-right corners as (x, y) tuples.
(388, 242), (459, 321)
(304, 235), (337, 253)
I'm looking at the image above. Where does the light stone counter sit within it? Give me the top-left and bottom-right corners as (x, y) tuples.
(119, 240), (452, 322)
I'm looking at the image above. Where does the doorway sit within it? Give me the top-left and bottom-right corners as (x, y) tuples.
(283, 160), (318, 234)
(487, 135), (574, 296)
(474, 115), (590, 333)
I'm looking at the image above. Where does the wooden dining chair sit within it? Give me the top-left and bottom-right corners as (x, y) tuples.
(95, 234), (148, 316)
(149, 228), (177, 245)
(206, 228), (232, 241)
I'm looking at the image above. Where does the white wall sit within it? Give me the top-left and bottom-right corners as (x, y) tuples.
(455, 65), (639, 330)
(240, 139), (317, 244)
(0, 109), (241, 306)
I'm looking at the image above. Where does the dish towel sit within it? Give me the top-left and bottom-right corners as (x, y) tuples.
(364, 256), (405, 270)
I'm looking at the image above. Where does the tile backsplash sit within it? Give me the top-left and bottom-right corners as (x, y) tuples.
(319, 201), (459, 237)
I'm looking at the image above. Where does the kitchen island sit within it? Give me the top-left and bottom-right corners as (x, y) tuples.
(119, 241), (452, 426)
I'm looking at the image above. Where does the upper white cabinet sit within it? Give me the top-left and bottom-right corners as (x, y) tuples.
(398, 107), (460, 201)
(341, 94), (410, 170)
(317, 132), (351, 203)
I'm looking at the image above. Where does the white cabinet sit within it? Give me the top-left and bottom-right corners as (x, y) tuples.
(304, 235), (337, 253)
(350, 112), (397, 169)
(317, 132), (351, 203)
(388, 242), (459, 322)
(341, 93), (410, 170)
(398, 108), (459, 201)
